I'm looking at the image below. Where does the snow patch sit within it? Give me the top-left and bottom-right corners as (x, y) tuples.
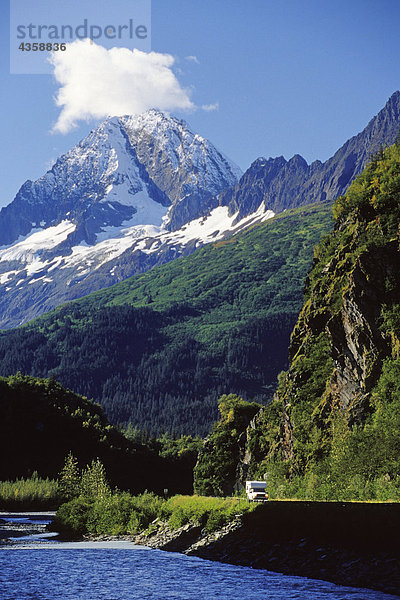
(0, 221), (76, 263)
(0, 270), (19, 284)
(52, 202), (275, 275)
(0, 203), (274, 294)
(96, 193), (168, 242)
(28, 276), (53, 285)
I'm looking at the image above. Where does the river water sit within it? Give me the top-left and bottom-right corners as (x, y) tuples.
(0, 513), (398, 600)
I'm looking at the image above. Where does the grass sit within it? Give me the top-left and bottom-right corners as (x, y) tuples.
(51, 492), (257, 538)
(163, 494), (255, 533)
(0, 474), (61, 510)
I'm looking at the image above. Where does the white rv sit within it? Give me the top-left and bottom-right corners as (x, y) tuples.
(245, 480), (268, 502)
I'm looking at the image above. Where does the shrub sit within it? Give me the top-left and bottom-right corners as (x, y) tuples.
(0, 474), (60, 510)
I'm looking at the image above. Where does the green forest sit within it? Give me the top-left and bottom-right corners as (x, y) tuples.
(0, 203), (332, 436)
(0, 374), (198, 496)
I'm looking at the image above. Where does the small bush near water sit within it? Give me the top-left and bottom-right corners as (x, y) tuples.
(52, 493), (256, 538)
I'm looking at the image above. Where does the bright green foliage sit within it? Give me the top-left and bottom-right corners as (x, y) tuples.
(194, 395), (261, 496)
(0, 203), (332, 435)
(53, 496), (94, 536)
(157, 434), (203, 460)
(53, 466), (164, 536)
(80, 458), (111, 500)
(287, 332), (334, 472)
(86, 492), (164, 536)
(163, 495), (255, 533)
(0, 473), (59, 510)
(52, 492), (255, 538)
(58, 452), (81, 501)
(333, 143), (400, 232)
(246, 143), (400, 501)
(58, 454), (111, 502)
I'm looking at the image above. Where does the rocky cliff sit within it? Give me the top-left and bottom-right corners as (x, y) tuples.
(195, 139), (400, 500)
(240, 139), (400, 496)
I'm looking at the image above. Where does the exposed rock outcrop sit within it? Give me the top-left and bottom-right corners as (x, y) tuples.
(235, 139), (400, 484)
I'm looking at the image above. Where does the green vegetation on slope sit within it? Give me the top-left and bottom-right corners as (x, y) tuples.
(0, 203), (332, 436)
(241, 142), (400, 500)
(194, 394), (261, 496)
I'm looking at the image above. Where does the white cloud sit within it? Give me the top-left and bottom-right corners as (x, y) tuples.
(185, 55), (200, 64)
(49, 39), (195, 134)
(201, 102), (219, 112)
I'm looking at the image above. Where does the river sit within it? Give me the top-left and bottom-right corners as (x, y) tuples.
(0, 513), (398, 600)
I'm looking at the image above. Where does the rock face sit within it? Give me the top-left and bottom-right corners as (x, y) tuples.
(221, 91), (400, 220)
(0, 110), (241, 248)
(285, 246), (396, 433)
(325, 246), (396, 420)
(239, 140), (400, 480)
(279, 242), (399, 462)
(120, 111), (242, 230)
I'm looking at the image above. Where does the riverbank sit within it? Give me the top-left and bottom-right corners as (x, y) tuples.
(128, 501), (400, 597)
(49, 493), (400, 596)
(0, 476), (61, 512)
(0, 512), (56, 544)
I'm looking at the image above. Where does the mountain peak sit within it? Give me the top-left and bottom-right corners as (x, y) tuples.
(0, 110), (241, 249)
(249, 156), (287, 170)
(221, 90), (400, 219)
(288, 154), (309, 168)
(1, 93), (399, 330)
(120, 109), (191, 138)
(386, 89), (400, 107)
(379, 90), (400, 122)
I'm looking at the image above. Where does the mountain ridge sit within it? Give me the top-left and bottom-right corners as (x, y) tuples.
(222, 91), (400, 220)
(224, 139), (400, 500)
(0, 110), (243, 328)
(1, 92), (400, 329)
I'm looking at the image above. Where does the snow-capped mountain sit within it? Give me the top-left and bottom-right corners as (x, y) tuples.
(0, 110), (241, 248)
(1, 92), (400, 330)
(0, 110), (248, 328)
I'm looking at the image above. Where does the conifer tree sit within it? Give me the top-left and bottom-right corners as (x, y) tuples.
(80, 458), (111, 500)
(58, 452), (80, 500)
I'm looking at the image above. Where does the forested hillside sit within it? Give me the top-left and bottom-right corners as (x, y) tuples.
(0, 374), (196, 493)
(0, 203), (332, 435)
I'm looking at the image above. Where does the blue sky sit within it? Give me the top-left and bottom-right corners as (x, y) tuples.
(1, 0), (400, 208)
